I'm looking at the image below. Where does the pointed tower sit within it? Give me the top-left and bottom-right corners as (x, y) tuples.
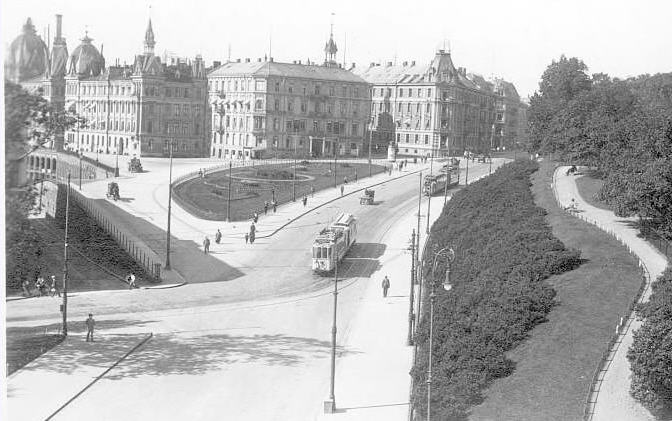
(144, 19), (155, 56)
(323, 18), (338, 67)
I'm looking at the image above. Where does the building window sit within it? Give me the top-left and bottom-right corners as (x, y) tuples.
(405, 134), (410, 142)
(315, 85), (320, 95)
(313, 121), (319, 132)
(352, 123), (359, 136)
(326, 122), (332, 133)
(415, 134), (419, 144)
(427, 88), (432, 97)
(424, 135), (429, 144)
(275, 82), (280, 92)
(274, 99), (280, 111)
(329, 87), (334, 96)
(255, 100), (263, 110)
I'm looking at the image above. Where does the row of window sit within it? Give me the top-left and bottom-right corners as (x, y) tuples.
(79, 100), (136, 115)
(210, 78), (366, 99)
(212, 132), (254, 147)
(81, 119), (136, 132)
(68, 83), (134, 97)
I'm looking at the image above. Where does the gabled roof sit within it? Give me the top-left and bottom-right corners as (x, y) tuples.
(208, 60), (368, 84)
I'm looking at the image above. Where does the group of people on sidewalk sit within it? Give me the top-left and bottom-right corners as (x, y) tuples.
(22, 275), (60, 297)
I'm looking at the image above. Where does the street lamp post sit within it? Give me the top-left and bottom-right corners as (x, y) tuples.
(333, 139), (338, 189)
(227, 160), (232, 222)
(61, 173), (71, 336)
(324, 255), (339, 413)
(407, 229), (416, 345)
(165, 135), (174, 270)
(426, 147), (434, 234)
(115, 139), (119, 177)
(465, 156), (469, 185)
(78, 149), (83, 190)
(292, 137), (297, 202)
(426, 246), (455, 421)
(38, 168), (46, 211)
(368, 116), (374, 178)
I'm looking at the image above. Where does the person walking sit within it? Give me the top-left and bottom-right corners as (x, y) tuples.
(249, 229), (256, 244)
(253, 212), (259, 223)
(310, 185), (315, 197)
(244, 232), (249, 244)
(340, 184), (344, 196)
(343, 176), (348, 185)
(85, 313), (95, 342)
(264, 201), (269, 215)
(203, 236), (211, 254)
(302, 196), (308, 207)
(381, 276), (390, 297)
(215, 229), (222, 244)
(127, 273), (137, 289)
(35, 276), (45, 297)
(50, 275), (60, 297)
(272, 200), (277, 213)
(22, 279), (31, 297)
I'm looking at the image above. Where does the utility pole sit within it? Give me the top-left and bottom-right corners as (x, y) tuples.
(227, 160), (233, 221)
(368, 117), (373, 178)
(78, 150), (83, 190)
(407, 229), (416, 345)
(292, 139), (297, 202)
(61, 173), (71, 336)
(165, 138), (174, 270)
(324, 256), (339, 413)
(333, 140), (337, 189)
(426, 152), (434, 234)
(465, 157), (469, 185)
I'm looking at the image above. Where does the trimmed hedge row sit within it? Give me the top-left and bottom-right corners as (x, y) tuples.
(627, 268), (672, 415)
(411, 159), (582, 420)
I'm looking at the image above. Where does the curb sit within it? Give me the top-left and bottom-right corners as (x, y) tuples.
(259, 167), (424, 239)
(45, 332), (154, 420)
(141, 282), (188, 290)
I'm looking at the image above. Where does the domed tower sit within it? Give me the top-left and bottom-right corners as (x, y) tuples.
(323, 24), (338, 67)
(68, 32), (105, 77)
(4, 18), (49, 83)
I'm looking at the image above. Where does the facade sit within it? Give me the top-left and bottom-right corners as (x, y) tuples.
(356, 50), (516, 157)
(207, 32), (370, 160)
(490, 78), (523, 151)
(64, 20), (208, 158)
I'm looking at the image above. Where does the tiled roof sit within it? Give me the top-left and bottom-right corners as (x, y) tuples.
(208, 61), (368, 84)
(353, 63), (431, 85)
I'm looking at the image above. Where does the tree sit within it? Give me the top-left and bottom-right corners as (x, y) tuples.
(4, 80), (82, 290)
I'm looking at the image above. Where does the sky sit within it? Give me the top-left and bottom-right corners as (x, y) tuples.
(2, 0), (671, 98)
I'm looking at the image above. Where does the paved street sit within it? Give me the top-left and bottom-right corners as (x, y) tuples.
(6, 157), (501, 420)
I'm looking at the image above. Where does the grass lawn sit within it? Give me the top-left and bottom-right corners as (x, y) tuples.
(6, 323), (64, 375)
(469, 161), (643, 421)
(173, 161), (387, 221)
(574, 170), (612, 211)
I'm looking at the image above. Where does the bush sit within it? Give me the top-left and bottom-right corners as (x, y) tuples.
(627, 269), (672, 414)
(411, 160), (582, 420)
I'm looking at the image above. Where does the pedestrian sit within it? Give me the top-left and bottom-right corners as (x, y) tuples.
(22, 279), (31, 297)
(244, 232), (249, 244)
(203, 236), (210, 254)
(35, 276), (45, 297)
(355, 171), (358, 183)
(310, 185), (315, 197)
(249, 230), (256, 244)
(253, 212), (259, 223)
(343, 176), (348, 185)
(215, 229), (222, 244)
(50, 275), (60, 297)
(250, 222), (256, 235)
(264, 201), (269, 215)
(128, 273), (137, 289)
(85, 313), (95, 342)
(381, 276), (390, 297)
(340, 185), (344, 196)
(272, 200), (277, 213)
(198, 168), (203, 178)
(302, 196), (308, 207)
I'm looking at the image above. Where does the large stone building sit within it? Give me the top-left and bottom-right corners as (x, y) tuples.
(355, 50), (525, 157)
(207, 31), (370, 160)
(491, 78), (524, 151)
(64, 20), (208, 158)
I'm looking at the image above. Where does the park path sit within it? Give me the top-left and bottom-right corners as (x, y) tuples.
(553, 166), (667, 421)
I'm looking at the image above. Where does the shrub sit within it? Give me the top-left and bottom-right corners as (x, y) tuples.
(411, 160), (581, 420)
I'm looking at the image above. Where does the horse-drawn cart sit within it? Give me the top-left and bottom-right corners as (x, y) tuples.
(360, 188), (375, 205)
(106, 182), (120, 201)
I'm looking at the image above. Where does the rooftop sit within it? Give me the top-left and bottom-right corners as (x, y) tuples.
(208, 60), (368, 84)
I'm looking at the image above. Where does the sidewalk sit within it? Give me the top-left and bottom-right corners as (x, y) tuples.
(553, 166), (667, 421)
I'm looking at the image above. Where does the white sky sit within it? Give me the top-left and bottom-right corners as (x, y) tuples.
(1, 0), (671, 97)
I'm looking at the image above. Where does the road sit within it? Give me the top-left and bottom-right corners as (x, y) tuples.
(7, 157), (501, 420)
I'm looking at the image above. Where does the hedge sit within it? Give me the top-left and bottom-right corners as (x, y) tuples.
(411, 159), (582, 419)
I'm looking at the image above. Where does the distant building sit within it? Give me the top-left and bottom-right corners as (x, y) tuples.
(490, 78), (524, 151)
(355, 50), (525, 157)
(63, 20), (208, 158)
(207, 29), (371, 160)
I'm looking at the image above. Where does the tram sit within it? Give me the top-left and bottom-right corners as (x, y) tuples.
(311, 213), (357, 273)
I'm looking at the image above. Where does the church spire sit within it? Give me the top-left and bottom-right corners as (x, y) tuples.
(144, 19), (155, 56)
(324, 13), (338, 66)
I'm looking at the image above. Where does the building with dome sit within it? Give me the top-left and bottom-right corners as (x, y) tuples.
(207, 26), (370, 160)
(63, 19), (208, 158)
(5, 15), (70, 150)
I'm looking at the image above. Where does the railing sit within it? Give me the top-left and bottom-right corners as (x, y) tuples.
(551, 167), (653, 421)
(68, 188), (162, 282)
(60, 149), (117, 174)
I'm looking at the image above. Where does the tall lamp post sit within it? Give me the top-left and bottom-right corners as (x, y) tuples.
(407, 229), (416, 345)
(61, 173), (72, 336)
(324, 253), (340, 413)
(78, 148), (83, 190)
(426, 139), (435, 234)
(426, 246), (455, 421)
(368, 116), (374, 178)
(38, 168), (46, 211)
(165, 132), (174, 270)
(115, 139), (120, 177)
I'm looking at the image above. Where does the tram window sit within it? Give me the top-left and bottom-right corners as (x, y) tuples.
(313, 247), (318, 258)
(327, 247), (331, 258)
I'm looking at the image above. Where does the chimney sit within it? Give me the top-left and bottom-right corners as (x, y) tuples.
(55, 14), (62, 40)
(213, 60), (221, 68)
(236, 58), (241, 63)
(245, 58), (250, 63)
(351, 62), (356, 69)
(387, 62), (393, 67)
(402, 61), (408, 66)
